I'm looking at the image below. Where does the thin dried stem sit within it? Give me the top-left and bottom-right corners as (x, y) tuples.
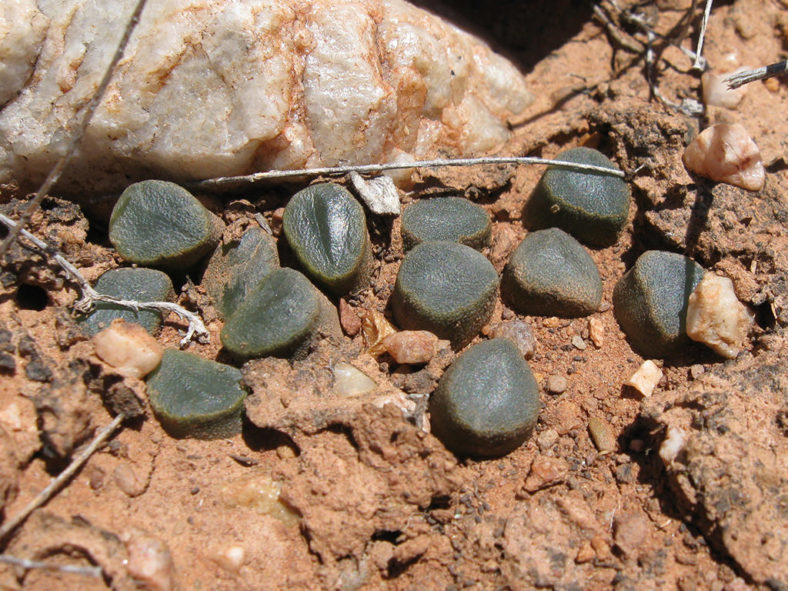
(0, 554), (102, 578)
(725, 60), (788, 89)
(0, 213), (209, 346)
(189, 155), (626, 191)
(0, 0), (148, 258)
(692, 0), (713, 71)
(0, 414), (124, 542)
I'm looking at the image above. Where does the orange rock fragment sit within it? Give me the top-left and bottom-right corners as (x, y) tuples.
(382, 330), (438, 365)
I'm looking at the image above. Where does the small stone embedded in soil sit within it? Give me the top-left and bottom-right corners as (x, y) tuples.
(624, 360), (663, 398)
(525, 147), (630, 246)
(571, 335), (587, 350)
(400, 196), (492, 251)
(587, 317), (604, 348)
(522, 456), (569, 492)
(613, 250), (705, 358)
(80, 267), (174, 336)
(201, 226), (280, 320)
(109, 180), (224, 269)
(283, 182), (372, 295)
(503, 228), (602, 317)
(429, 338), (540, 457)
(682, 123), (765, 191)
(702, 71), (746, 109)
(587, 416), (616, 454)
(220, 268), (340, 360)
(219, 473), (300, 526)
(332, 362), (377, 396)
(491, 319), (537, 359)
(546, 375), (568, 395)
(382, 330), (438, 365)
(685, 273), (754, 359)
(123, 530), (176, 591)
(392, 241), (499, 349)
(92, 318), (164, 379)
(613, 511), (650, 557)
(145, 349), (247, 439)
(339, 298), (362, 336)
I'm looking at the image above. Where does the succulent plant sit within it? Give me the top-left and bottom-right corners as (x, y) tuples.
(613, 250), (705, 357)
(146, 349), (247, 439)
(429, 338), (541, 457)
(80, 267), (174, 336)
(202, 226), (280, 319)
(525, 147), (630, 247)
(109, 180), (224, 269)
(220, 268), (341, 360)
(400, 197), (491, 252)
(283, 183), (372, 295)
(503, 228), (602, 317)
(391, 241), (499, 349)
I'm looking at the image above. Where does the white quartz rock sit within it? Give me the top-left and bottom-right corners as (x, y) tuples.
(686, 273), (754, 359)
(0, 0), (534, 196)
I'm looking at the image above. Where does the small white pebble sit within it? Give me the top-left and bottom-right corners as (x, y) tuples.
(686, 273), (754, 359)
(659, 426), (687, 464)
(124, 531), (175, 591)
(211, 544), (246, 573)
(332, 362), (377, 396)
(92, 319), (163, 379)
(571, 335), (587, 351)
(624, 360), (663, 398)
(682, 123), (765, 191)
(702, 70), (746, 109)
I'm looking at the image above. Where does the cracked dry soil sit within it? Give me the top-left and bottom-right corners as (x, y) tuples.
(1, 0), (787, 589)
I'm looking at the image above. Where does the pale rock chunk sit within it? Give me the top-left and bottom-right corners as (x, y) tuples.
(92, 318), (164, 379)
(659, 425), (687, 464)
(332, 362), (377, 396)
(702, 70), (746, 109)
(686, 273), (754, 358)
(0, 0), (48, 107)
(624, 360), (663, 398)
(382, 330), (438, 365)
(123, 530), (176, 591)
(0, 0), (534, 197)
(682, 123), (765, 191)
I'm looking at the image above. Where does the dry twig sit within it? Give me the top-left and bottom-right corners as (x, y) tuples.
(0, 554), (102, 578)
(189, 155), (625, 191)
(0, 213), (209, 346)
(0, 0), (148, 258)
(0, 414), (124, 542)
(725, 60), (788, 89)
(692, 0), (713, 71)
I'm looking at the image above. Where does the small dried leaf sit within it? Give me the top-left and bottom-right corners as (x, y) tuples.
(360, 309), (398, 357)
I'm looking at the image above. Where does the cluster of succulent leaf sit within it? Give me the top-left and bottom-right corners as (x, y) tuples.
(96, 152), (709, 453)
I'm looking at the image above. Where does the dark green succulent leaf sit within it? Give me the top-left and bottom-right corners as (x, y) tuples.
(613, 250), (705, 357)
(109, 180), (224, 269)
(430, 338), (541, 458)
(221, 268), (339, 360)
(503, 228), (602, 317)
(202, 226), (280, 319)
(146, 349), (247, 439)
(392, 241), (498, 349)
(401, 197), (491, 252)
(80, 267), (174, 336)
(283, 183), (371, 294)
(525, 147), (630, 247)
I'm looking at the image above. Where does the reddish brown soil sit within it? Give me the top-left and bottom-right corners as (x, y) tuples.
(1, 1), (787, 590)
